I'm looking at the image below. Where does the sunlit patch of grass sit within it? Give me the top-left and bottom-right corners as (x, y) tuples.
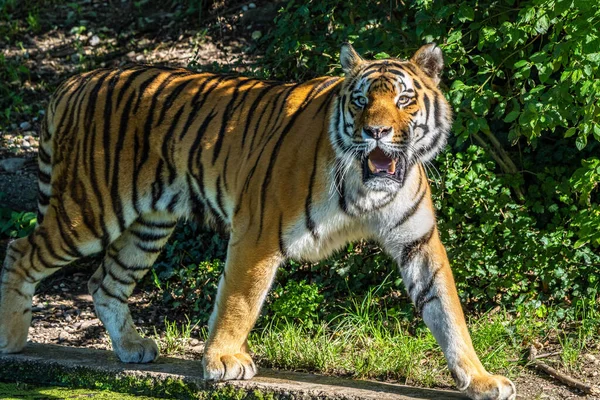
(154, 316), (198, 356)
(250, 289), (599, 388)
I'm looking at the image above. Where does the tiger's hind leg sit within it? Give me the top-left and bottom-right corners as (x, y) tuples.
(88, 212), (176, 363)
(0, 210), (91, 353)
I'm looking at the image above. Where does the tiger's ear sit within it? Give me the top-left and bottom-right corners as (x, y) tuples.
(340, 43), (364, 72)
(411, 43), (444, 85)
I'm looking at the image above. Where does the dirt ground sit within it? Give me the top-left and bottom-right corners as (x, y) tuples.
(0, 1), (599, 399)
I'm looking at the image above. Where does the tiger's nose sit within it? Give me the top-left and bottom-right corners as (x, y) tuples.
(363, 125), (393, 140)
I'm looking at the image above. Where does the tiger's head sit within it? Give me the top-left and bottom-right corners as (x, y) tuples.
(330, 43), (452, 193)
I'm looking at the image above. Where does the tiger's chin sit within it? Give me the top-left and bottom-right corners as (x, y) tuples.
(361, 148), (409, 192)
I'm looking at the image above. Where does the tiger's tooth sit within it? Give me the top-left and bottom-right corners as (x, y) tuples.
(389, 160), (396, 174)
(368, 159), (376, 173)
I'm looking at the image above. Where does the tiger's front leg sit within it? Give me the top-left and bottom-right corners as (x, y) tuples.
(383, 225), (516, 400)
(203, 236), (282, 381)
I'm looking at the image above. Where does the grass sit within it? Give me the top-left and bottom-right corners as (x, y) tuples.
(248, 289), (600, 389)
(154, 317), (199, 356)
(0, 382), (162, 399)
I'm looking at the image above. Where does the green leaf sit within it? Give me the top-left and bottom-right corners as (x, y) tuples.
(564, 127), (577, 138)
(504, 110), (520, 123)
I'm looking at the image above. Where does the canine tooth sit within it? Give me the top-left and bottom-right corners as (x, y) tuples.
(389, 160), (396, 174)
(368, 159), (376, 173)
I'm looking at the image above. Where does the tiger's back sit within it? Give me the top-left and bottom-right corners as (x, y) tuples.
(41, 67), (341, 247)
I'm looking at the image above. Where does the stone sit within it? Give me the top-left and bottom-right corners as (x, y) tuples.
(90, 35), (101, 46)
(0, 343), (468, 400)
(19, 121), (32, 130)
(0, 157), (26, 173)
(249, 2), (256, 8)
(251, 30), (262, 40)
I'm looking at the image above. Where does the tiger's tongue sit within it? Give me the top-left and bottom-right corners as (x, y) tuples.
(369, 147), (392, 170)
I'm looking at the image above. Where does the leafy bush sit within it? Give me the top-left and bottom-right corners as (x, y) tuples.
(269, 280), (324, 328)
(0, 193), (36, 238)
(154, 0), (599, 323)
(151, 221), (227, 323)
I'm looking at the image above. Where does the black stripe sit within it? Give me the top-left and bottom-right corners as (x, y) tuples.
(137, 219), (176, 229)
(215, 176), (227, 220)
(111, 90), (136, 233)
(212, 78), (250, 164)
(100, 282), (127, 303)
(278, 214), (288, 258)
(414, 264), (442, 312)
(417, 295), (440, 316)
(433, 91), (442, 128)
(52, 205), (84, 258)
(162, 105), (185, 184)
(116, 67), (148, 108)
(400, 227), (436, 266)
(135, 242), (163, 253)
(423, 93), (431, 125)
(156, 77), (195, 126)
(257, 79), (336, 240)
(178, 75), (231, 141)
(107, 252), (148, 271)
(390, 188), (426, 230)
(240, 84), (276, 149)
(36, 227), (70, 263)
(10, 287), (30, 299)
(105, 263), (135, 286)
(304, 131), (324, 241)
(38, 146), (51, 163)
(132, 71), (163, 114)
(103, 70), (123, 184)
(151, 160), (166, 209)
(130, 229), (170, 241)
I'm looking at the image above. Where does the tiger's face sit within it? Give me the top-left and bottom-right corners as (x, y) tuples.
(331, 43), (452, 192)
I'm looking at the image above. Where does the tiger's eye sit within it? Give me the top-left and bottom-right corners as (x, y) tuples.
(354, 96), (368, 108)
(397, 95), (411, 107)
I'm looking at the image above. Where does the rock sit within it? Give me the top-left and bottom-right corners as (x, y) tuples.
(584, 353), (598, 363)
(249, 2), (256, 8)
(19, 121), (32, 130)
(251, 30), (262, 40)
(242, 5), (248, 11)
(0, 158), (26, 173)
(89, 35), (100, 47)
(21, 141), (31, 148)
(135, 54), (144, 62)
(190, 338), (200, 346)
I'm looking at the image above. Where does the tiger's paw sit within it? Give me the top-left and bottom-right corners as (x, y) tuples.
(465, 374), (516, 400)
(114, 336), (159, 363)
(203, 351), (257, 381)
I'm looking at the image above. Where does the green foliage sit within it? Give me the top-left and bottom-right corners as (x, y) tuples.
(151, 221), (227, 325)
(133, 0), (599, 323)
(249, 0), (600, 313)
(0, 194), (36, 238)
(269, 280), (324, 328)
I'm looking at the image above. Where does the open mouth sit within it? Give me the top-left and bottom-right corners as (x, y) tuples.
(363, 147), (407, 185)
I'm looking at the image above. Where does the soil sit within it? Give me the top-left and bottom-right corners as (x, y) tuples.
(1, 2), (599, 400)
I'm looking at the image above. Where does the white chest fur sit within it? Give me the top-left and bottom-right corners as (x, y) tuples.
(283, 166), (433, 262)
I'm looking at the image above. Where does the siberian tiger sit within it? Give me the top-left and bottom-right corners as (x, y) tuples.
(0, 43), (516, 400)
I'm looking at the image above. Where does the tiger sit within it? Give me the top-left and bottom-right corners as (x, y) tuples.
(0, 43), (515, 399)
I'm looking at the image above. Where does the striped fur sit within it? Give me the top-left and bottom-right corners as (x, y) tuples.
(0, 44), (514, 399)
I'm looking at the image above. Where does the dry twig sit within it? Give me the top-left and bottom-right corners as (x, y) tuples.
(528, 345), (600, 395)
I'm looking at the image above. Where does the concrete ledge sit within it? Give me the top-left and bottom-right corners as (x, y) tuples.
(0, 343), (467, 399)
